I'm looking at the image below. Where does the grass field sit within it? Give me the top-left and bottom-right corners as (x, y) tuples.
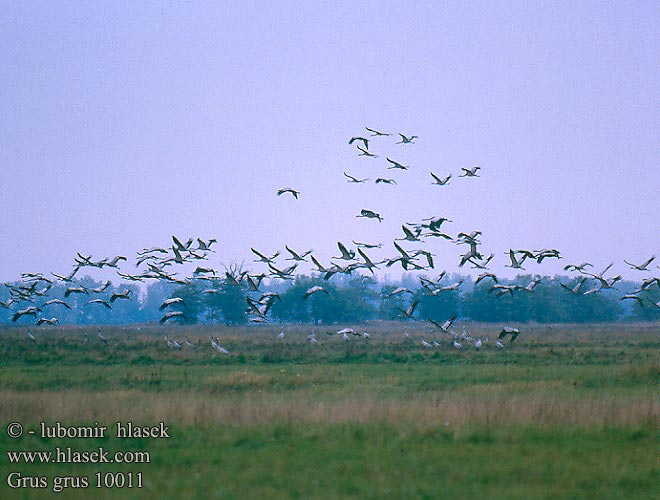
(0, 322), (656, 499)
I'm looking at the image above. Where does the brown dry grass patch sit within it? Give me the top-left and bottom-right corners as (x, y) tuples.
(1, 389), (653, 429)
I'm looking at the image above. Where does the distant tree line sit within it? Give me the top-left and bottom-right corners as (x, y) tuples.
(1, 272), (658, 326)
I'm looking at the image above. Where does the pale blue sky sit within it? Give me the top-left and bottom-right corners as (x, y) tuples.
(1, 1), (658, 283)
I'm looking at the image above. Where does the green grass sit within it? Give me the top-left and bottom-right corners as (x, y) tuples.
(0, 322), (656, 499)
(0, 425), (654, 499)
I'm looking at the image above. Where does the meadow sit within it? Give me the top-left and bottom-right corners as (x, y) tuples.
(0, 322), (656, 499)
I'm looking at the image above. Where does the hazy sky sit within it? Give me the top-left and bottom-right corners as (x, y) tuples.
(1, 1), (658, 283)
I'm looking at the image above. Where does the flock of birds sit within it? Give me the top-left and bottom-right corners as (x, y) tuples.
(317, 322), (519, 351)
(273, 127), (659, 306)
(157, 323), (522, 355)
(19, 321), (519, 355)
(2, 126), (659, 354)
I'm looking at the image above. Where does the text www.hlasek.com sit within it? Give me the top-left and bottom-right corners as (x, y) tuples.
(7, 447), (150, 464)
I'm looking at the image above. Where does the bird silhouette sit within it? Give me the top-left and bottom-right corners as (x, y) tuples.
(333, 242), (356, 260)
(365, 127), (391, 136)
(356, 145), (378, 157)
(624, 256), (656, 271)
(277, 187), (300, 199)
(344, 172), (369, 183)
(459, 166), (480, 177)
(396, 133), (418, 144)
(498, 327), (520, 343)
(348, 137), (370, 149)
(386, 158), (409, 170)
(303, 285), (329, 299)
(430, 172), (451, 185)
